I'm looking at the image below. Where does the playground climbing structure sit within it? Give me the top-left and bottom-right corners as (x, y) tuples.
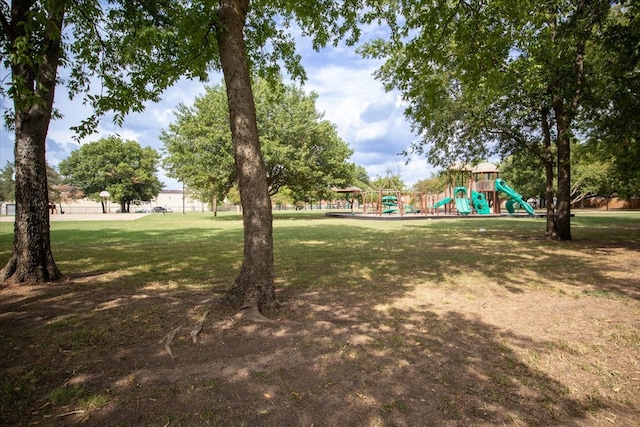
(358, 162), (534, 216)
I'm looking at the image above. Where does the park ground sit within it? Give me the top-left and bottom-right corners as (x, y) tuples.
(0, 211), (639, 426)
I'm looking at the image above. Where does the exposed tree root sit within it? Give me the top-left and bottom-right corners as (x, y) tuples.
(236, 304), (276, 323)
(211, 316), (236, 330)
(159, 326), (181, 358)
(190, 310), (210, 343)
(57, 410), (85, 418)
(159, 303), (276, 356)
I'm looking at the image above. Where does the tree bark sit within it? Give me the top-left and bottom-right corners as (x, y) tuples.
(553, 96), (572, 241)
(1, 1), (65, 285)
(1, 119), (62, 285)
(216, 0), (277, 311)
(540, 107), (557, 239)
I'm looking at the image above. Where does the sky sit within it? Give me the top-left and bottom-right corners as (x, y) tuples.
(0, 26), (438, 191)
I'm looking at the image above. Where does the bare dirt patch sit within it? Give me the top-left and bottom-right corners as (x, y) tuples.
(1, 270), (638, 426)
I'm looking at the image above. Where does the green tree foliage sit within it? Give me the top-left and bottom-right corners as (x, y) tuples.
(501, 141), (618, 206)
(0, 162), (81, 209)
(583, 1), (640, 198)
(370, 168), (405, 190)
(0, 162), (15, 203)
(161, 85), (236, 207)
(499, 155), (547, 203)
(352, 164), (371, 190)
(413, 173), (448, 194)
(161, 78), (355, 205)
(570, 143), (616, 205)
(59, 137), (162, 213)
(360, 0), (617, 240)
(257, 80), (355, 202)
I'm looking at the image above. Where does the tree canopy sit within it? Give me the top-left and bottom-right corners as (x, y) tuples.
(59, 136), (162, 213)
(162, 77), (355, 204)
(412, 173), (448, 194)
(581, 1), (640, 198)
(370, 168), (405, 191)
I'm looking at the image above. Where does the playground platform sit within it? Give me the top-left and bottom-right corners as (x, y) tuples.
(325, 212), (547, 220)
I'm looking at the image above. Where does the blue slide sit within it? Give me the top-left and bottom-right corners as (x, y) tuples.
(495, 179), (535, 215)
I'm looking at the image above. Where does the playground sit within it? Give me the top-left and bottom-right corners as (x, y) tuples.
(329, 162), (538, 220)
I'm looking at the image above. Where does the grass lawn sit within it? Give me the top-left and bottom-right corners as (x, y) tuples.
(0, 210), (639, 426)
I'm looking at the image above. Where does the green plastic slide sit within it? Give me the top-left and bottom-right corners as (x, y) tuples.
(495, 179), (535, 215)
(434, 197), (452, 209)
(455, 197), (472, 214)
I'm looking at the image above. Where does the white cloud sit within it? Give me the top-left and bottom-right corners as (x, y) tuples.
(1, 31), (436, 190)
(297, 54), (423, 185)
(152, 109), (177, 128)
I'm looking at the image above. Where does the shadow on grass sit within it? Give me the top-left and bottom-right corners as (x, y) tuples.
(0, 213), (638, 425)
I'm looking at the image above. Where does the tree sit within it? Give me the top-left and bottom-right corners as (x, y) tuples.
(1, 1), (64, 283)
(161, 84), (237, 213)
(58, 136), (162, 213)
(162, 77), (354, 208)
(0, 162), (15, 204)
(582, 1), (640, 199)
(189, 0), (370, 312)
(361, 0), (616, 240)
(0, 1), (213, 284)
(499, 155), (547, 205)
(353, 164), (371, 190)
(257, 80), (355, 200)
(413, 173), (448, 194)
(370, 168), (405, 191)
(1, 0), (367, 306)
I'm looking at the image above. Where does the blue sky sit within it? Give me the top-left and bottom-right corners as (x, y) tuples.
(0, 30), (437, 190)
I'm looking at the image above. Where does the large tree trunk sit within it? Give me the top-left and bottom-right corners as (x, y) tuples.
(1, 116), (62, 285)
(216, 0), (277, 311)
(554, 97), (572, 241)
(540, 107), (557, 239)
(1, 1), (64, 285)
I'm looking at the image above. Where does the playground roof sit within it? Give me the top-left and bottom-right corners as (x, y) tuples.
(472, 162), (499, 173)
(331, 186), (363, 193)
